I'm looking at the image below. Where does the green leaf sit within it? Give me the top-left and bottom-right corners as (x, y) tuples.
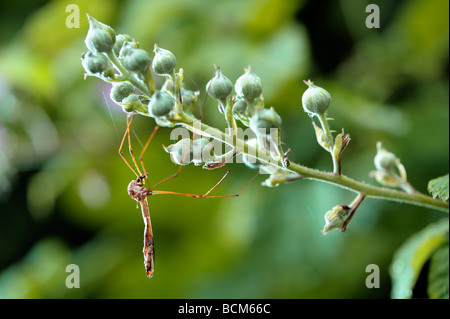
(427, 236), (449, 299)
(390, 218), (449, 299)
(428, 174), (449, 203)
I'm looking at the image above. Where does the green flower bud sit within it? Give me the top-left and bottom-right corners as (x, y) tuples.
(113, 34), (133, 56)
(321, 205), (350, 235)
(81, 51), (111, 75)
(232, 98), (250, 126)
(119, 42), (139, 58)
(250, 107), (282, 136)
(110, 82), (135, 104)
(122, 48), (150, 73)
(235, 67), (262, 101)
(85, 15), (116, 53)
(374, 142), (397, 171)
(333, 132), (344, 159)
(302, 80), (331, 116)
(121, 94), (148, 114)
(152, 45), (176, 76)
(148, 91), (175, 117)
(180, 88), (199, 107)
(261, 168), (302, 188)
(233, 98), (249, 114)
(206, 65), (233, 104)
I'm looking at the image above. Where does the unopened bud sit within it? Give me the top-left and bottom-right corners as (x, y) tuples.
(85, 15), (116, 53)
(152, 45), (176, 76)
(113, 34), (133, 56)
(120, 94), (148, 114)
(332, 132), (343, 158)
(206, 65), (233, 105)
(302, 80), (331, 116)
(110, 82), (135, 104)
(81, 51), (113, 76)
(148, 91), (175, 117)
(235, 67), (262, 101)
(122, 48), (150, 73)
(250, 107), (282, 136)
(374, 142), (397, 171)
(180, 88), (199, 107)
(321, 205), (350, 235)
(233, 98), (249, 115)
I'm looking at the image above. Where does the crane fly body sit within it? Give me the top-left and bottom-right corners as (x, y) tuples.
(128, 175), (155, 278)
(120, 112), (259, 278)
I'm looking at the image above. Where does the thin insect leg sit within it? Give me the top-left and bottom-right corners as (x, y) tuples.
(150, 161), (184, 190)
(139, 125), (160, 186)
(126, 115), (144, 178)
(201, 167), (231, 197)
(202, 169), (260, 198)
(119, 114), (140, 177)
(151, 170), (260, 199)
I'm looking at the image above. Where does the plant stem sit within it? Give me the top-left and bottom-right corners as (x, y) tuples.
(177, 116), (449, 213)
(287, 162), (448, 212)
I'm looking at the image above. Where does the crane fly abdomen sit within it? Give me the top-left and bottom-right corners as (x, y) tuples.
(128, 176), (155, 278)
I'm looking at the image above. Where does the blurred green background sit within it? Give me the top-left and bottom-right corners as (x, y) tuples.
(0, 0), (448, 298)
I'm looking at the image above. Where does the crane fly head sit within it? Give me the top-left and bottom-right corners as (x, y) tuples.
(128, 175), (151, 202)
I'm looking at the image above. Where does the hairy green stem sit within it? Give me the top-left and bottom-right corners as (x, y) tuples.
(178, 116), (449, 213)
(287, 162), (448, 212)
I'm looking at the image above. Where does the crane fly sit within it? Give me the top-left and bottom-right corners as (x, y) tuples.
(127, 175), (155, 277)
(118, 113), (258, 278)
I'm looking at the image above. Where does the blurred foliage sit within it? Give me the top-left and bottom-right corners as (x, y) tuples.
(428, 174), (449, 203)
(390, 218), (448, 299)
(0, 0), (448, 299)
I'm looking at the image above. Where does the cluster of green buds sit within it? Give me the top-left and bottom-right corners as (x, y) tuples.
(81, 52), (115, 79)
(82, 16), (297, 189)
(369, 142), (416, 194)
(302, 80), (350, 175)
(233, 66), (264, 126)
(81, 15), (198, 128)
(206, 65), (287, 169)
